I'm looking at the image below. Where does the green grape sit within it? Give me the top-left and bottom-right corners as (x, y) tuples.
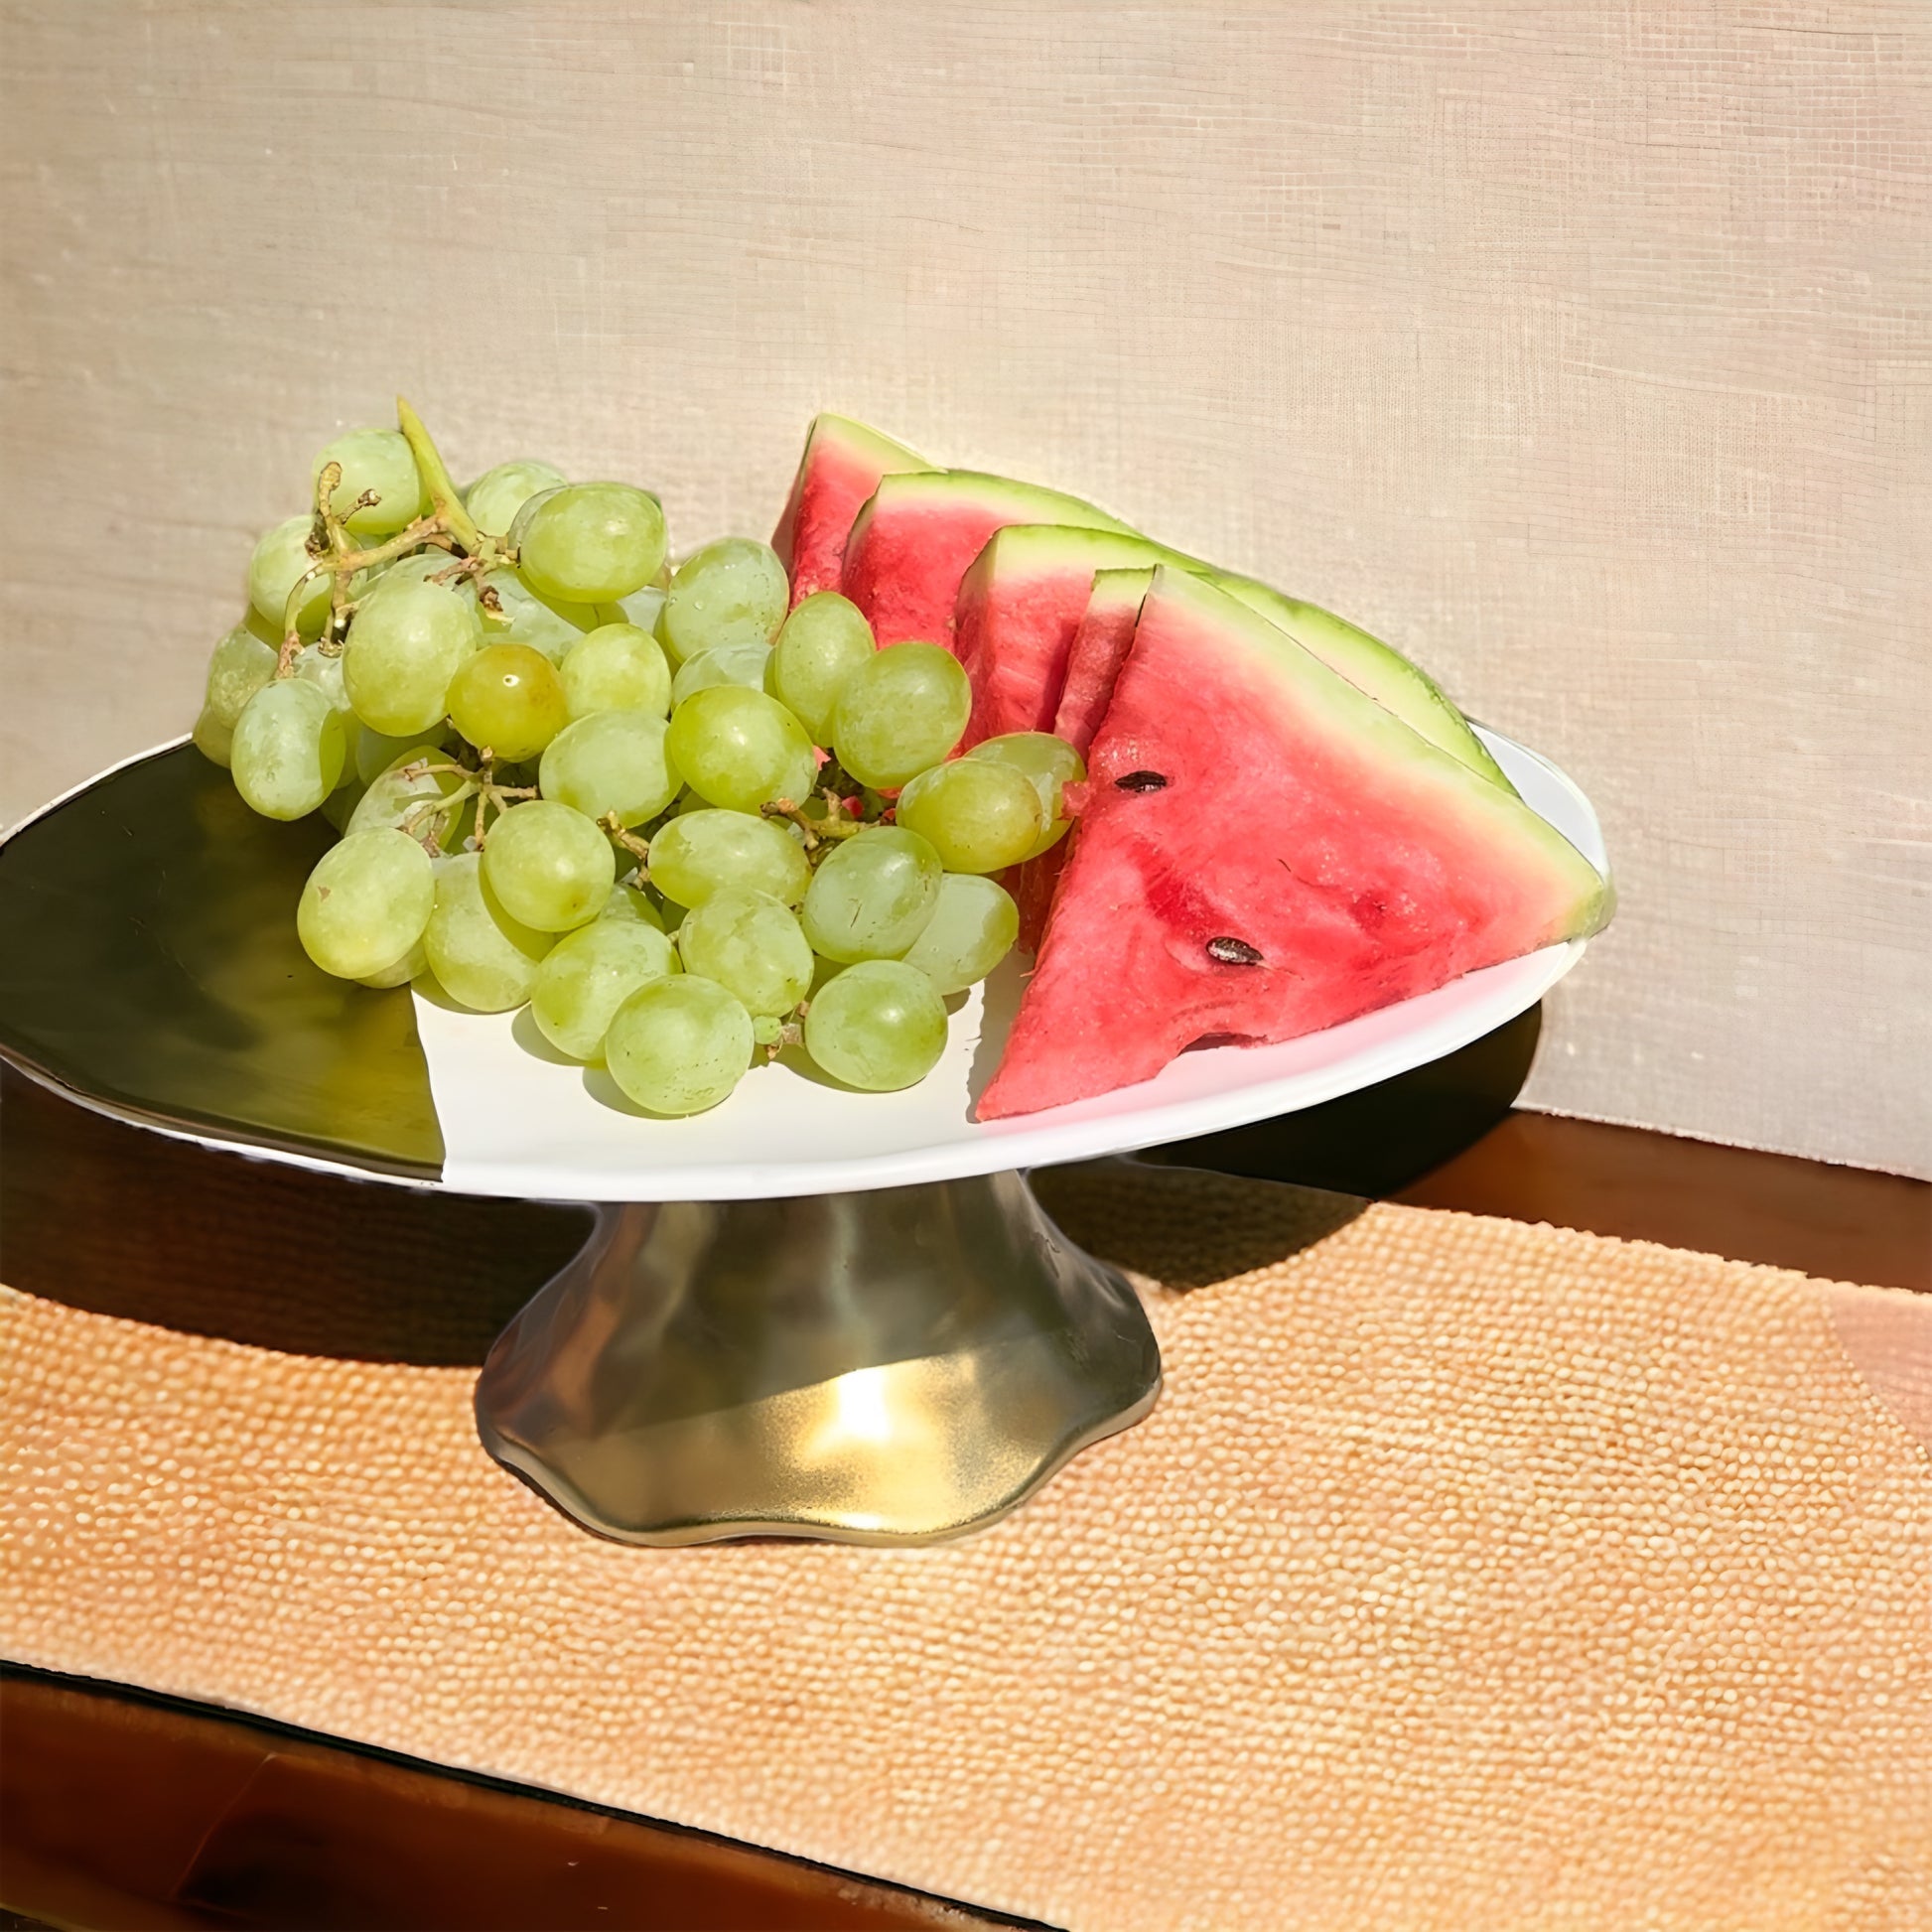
(481, 799), (615, 931)
(601, 881), (664, 929)
(897, 873), (1019, 994)
(247, 515), (333, 638)
(513, 483), (667, 604)
(192, 707), (233, 767)
(355, 721), (449, 786)
(297, 827), (435, 980)
(529, 919), (679, 1062)
(765, 592), (875, 743)
(660, 537), (788, 662)
(203, 624), (278, 730)
(966, 732), (1085, 857)
(604, 976), (753, 1116)
(229, 677), (347, 819)
(447, 642), (570, 759)
(664, 686), (818, 814)
(671, 640), (772, 706)
(799, 825), (941, 963)
(477, 569), (602, 660)
(646, 809), (811, 909)
(342, 567), (482, 735)
(346, 743), (466, 841)
(894, 759), (1042, 874)
(358, 936), (426, 989)
(292, 645), (357, 776)
(593, 584), (666, 635)
(313, 428), (426, 536)
(465, 458), (567, 538)
(675, 888), (813, 1017)
(803, 960), (948, 1092)
(559, 622), (672, 719)
(831, 641), (971, 789)
(538, 710), (680, 827)
(423, 851), (555, 1011)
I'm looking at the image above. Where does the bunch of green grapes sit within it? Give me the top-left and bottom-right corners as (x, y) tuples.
(195, 405), (1083, 1116)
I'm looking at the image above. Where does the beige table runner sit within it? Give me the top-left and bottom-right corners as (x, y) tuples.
(4, 1166), (1929, 1930)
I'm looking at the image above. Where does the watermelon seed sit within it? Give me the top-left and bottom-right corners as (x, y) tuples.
(1114, 770), (1169, 792)
(1206, 936), (1264, 966)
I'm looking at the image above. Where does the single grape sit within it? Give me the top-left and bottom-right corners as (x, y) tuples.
(676, 888), (813, 1017)
(604, 976), (754, 1116)
(897, 873), (1019, 993)
(799, 825), (941, 963)
(660, 537), (788, 662)
(831, 641), (971, 788)
(481, 799), (615, 931)
(601, 881), (664, 929)
(346, 743), (467, 842)
(559, 622), (672, 720)
(247, 515), (333, 638)
(966, 732), (1085, 857)
(192, 707), (233, 767)
(593, 584), (666, 635)
(297, 827), (435, 980)
(646, 808), (811, 909)
(764, 592), (875, 743)
(513, 483), (667, 604)
(465, 458), (567, 538)
(894, 759), (1041, 874)
(664, 685), (818, 815)
(229, 677), (347, 819)
(447, 642), (570, 760)
(671, 639), (772, 706)
(803, 960), (948, 1092)
(354, 721), (449, 786)
(203, 624), (279, 730)
(292, 644), (358, 770)
(313, 428), (426, 536)
(342, 567), (482, 736)
(477, 568), (602, 660)
(423, 851), (555, 1011)
(538, 710), (680, 827)
(358, 936), (426, 989)
(529, 919), (679, 1061)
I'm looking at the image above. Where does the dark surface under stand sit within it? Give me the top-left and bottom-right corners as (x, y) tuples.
(3, 1050), (1927, 1931)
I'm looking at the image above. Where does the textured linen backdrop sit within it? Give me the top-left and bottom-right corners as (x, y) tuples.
(1, 2), (1927, 1176)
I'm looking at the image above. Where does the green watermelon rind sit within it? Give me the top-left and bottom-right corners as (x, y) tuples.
(1137, 568), (1613, 938)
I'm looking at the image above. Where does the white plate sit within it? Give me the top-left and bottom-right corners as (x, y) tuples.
(420, 726), (1603, 1201)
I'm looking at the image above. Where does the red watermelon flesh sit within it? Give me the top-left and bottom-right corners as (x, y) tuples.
(771, 415), (932, 606)
(956, 527), (1191, 748)
(842, 471), (1137, 650)
(1052, 565), (1155, 755)
(977, 569), (1610, 1121)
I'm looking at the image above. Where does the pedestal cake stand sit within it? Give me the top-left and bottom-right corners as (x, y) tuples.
(0, 728), (1604, 1546)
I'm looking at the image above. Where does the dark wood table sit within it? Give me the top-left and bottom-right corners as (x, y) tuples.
(3, 1046), (1925, 1932)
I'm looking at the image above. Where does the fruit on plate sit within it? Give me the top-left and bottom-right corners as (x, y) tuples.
(189, 402), (1607, 1124)
(978, 570), (1611, 1120)
(770, 414), (933, 606)
(841, 471), (1137, 650)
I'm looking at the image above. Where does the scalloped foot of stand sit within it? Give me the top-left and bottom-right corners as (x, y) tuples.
(475, 1170), (1162, 1546)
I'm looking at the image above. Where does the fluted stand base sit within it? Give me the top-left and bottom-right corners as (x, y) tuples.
(475, 1171), (1162, 1546)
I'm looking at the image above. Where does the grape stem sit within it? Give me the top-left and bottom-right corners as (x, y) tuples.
(400, 757), (532, 847)
(599, 812), (653, 872)
(396, 396), (487, 556)
(761, 789), (869, 854)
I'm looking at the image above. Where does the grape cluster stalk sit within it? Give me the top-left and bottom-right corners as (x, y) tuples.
(195, 400), (1086, 1115)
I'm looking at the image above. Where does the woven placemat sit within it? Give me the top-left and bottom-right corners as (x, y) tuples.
(4, 1164), (1929, 1930)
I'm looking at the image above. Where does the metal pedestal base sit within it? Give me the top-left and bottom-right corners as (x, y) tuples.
(475, 1171), (1161, 1546)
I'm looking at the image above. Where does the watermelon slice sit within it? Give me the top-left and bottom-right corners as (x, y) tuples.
(956, 526), (1193, 746)
(977, 569), (1610, 1121)
(1052, 566), (1156, 756)
(842, 472), (1137, 650)
(771, 415), (932, 606)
